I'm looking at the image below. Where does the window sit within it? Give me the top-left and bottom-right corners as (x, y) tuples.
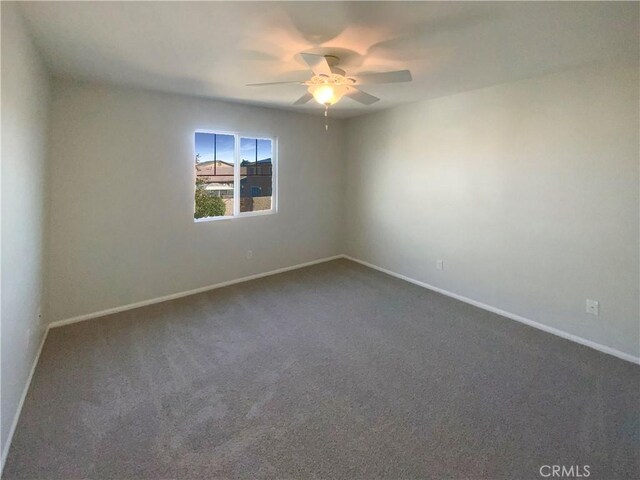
(240, 137), (273, 213)
(194, 131), (276, 221)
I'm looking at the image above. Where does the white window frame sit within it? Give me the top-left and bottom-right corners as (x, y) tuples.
(194, 129), (278, 222)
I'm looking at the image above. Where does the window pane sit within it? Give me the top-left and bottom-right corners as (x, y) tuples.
(240, 137), (273, 213)
(194, 132), (235, 218)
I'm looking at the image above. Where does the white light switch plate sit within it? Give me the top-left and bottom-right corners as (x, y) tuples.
(586, 299), (599, 316)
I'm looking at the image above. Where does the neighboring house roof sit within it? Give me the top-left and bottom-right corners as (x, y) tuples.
(196, 159), (271, 184)
(196, 161), (234, 174)
(197, 160), (234, 166)
(196, 161), (234, 183)
(240, 158), (272, 166)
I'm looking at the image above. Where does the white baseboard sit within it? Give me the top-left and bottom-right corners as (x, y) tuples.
(48, 252), (640, 365)
(48, 255), (345, 329)
(1, 326), (49, 477)
(344, 255), (640, 365)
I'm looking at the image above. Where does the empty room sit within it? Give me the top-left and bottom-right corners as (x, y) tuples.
(1, 1), (639, 479)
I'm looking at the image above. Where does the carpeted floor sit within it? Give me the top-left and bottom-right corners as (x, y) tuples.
(3, 259), (639, 479)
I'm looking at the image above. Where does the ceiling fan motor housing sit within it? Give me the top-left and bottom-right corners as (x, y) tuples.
(324, 55), (346, 77)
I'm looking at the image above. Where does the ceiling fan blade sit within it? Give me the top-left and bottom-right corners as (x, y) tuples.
(246, 81), (304, 87)
(293, 92), (313, 105)
(346, 87), (380, 105)
(300, 53), (332, 76)
(351, 70), (412, 85)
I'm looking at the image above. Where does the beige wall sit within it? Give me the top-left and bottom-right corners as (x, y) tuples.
(345, 63), (640, 358)
(46, 79), (345, 323)
(1, 2), (51, 464)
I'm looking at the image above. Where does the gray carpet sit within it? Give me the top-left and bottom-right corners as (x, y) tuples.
(3, 259), (639, 479)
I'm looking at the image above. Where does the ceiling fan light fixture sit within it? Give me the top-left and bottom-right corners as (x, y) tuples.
(308, 83), (348, 106)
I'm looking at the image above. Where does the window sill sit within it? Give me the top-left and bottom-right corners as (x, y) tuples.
(194, 209), (277, 223)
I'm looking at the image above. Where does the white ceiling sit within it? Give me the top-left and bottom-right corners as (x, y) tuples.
(17, 1), (639, 118)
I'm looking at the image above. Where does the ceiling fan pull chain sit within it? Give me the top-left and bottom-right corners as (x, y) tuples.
(325, 106), (329, 131)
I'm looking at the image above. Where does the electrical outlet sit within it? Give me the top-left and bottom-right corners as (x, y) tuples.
(436, 260), (444, 271)
(586, 299), (599, 316)
(246, 250), (253, 259)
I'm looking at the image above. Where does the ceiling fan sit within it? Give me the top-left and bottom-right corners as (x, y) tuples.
(247, 53), (412, 108)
